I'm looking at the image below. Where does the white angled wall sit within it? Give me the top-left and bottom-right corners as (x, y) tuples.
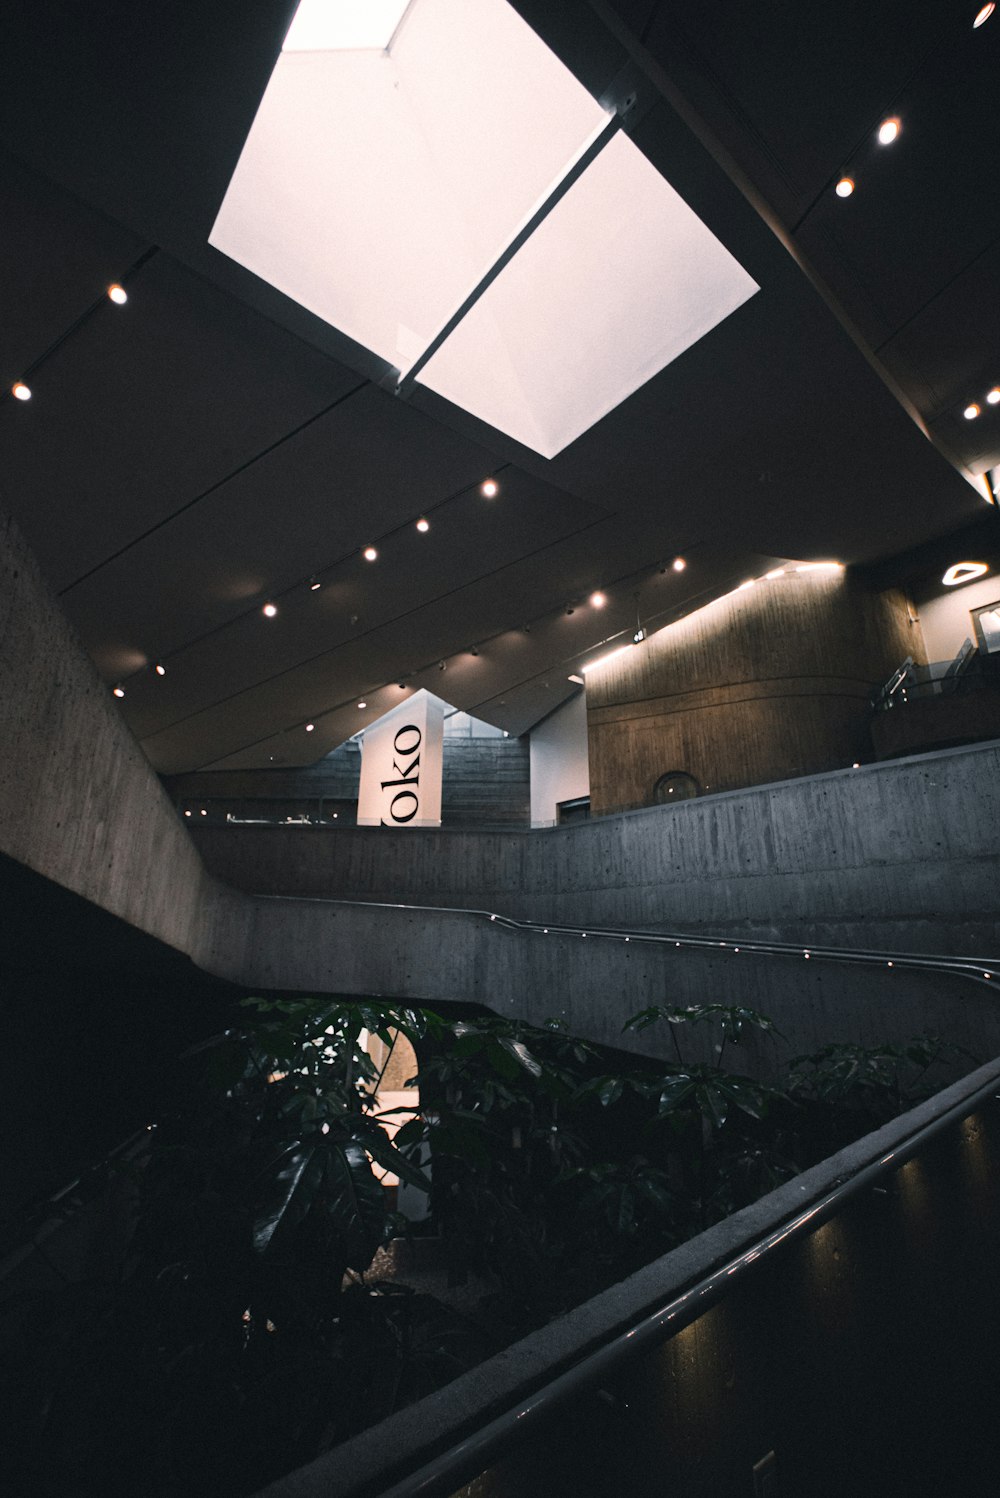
(529, 690), (590, 826)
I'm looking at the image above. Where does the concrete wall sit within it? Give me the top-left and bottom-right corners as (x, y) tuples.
(529, 690), (590, 825)
(0, 507), (215, 953)
(190, 739), (1000, 956)
(584, 569), (920, 814)
(3, 501), (998, 1084)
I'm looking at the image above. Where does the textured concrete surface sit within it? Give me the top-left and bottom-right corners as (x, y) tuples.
(191, 737), (1000, 955)
(2, 501), (998, 1067)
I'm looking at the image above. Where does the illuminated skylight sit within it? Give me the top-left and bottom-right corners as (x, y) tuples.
(283, 0), (412, 53)
(212, 0), (759, 458)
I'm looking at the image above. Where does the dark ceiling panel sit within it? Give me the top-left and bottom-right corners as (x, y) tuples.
(62, 385), (510, 672)
(0, 149), (147, 387)
(644, 0), (983, 212)
(73, 459), (610, 699)
(1, 252), (360, 589)
(878, 238), (1000, 425)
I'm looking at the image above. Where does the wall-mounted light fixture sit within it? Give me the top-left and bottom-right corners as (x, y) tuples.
(942, 561), (988, 586)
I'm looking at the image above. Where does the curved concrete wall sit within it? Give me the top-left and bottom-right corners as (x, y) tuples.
(585, 569), (920, 813)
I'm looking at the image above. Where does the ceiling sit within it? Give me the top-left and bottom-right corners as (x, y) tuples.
(0, 0), (996, 773)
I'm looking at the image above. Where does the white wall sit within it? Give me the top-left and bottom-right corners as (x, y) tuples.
(915, 570), (1000, 662)
(529, 690), (590, 825)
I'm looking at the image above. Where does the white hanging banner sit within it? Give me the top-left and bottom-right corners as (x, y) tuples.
(356, 690), (445, 827)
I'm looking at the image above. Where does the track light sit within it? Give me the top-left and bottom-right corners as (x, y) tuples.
(974, 3), (994, 26)
(305, 723), (315, 732)
(965, 403), (981, 420)
(107, 283), (128, 304)
(672, 557), (686, 572)
(987, 389), (1000, 405)
(835, 177), (855, 198)
(262, 601), (278, 617)
(154, 663), (166, 676)
(877, 117), (900, 145)
(113, 684), (125, 698)
(11, 381), (31, 401)
(309, 577), (322, 590)
(416, 517), (430, 532)
(480, 478), (499, 498)
(363, 545), (378, 562)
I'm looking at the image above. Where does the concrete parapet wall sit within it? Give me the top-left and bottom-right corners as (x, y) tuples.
(190, 739), (1000, 955)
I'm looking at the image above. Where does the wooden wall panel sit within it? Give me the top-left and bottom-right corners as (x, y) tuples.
(586, 572), (921, 813)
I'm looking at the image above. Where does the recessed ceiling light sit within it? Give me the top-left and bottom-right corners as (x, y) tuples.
(305, 722), (315, 731)
(590, 591), (607, 608)
(200, 808), (207, 816)
(107, 283), (128, 304)
(942, 561), (988, 586)
(480, 479), (499, 498)
(363, 545), (378, 561)
(672, 557), (686, 572)
(987, 388), (1000, 405)
(877, 117), (900, 145)
(835, 177), (855, 198)
(974, 2), (994, 26)
(262, 601), (278, 616)
(416, 517), (430, 532)
(184, 809), (192, 817)
(309, 577), (322, 590)
(358, 700), (367, 709)
(11, 381), (31, 401)
(154, 663), (166, 676)
(113, 684), (125, 698)
(965, 403), (981, 419)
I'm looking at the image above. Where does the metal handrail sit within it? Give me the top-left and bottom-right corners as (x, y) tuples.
(336, 1058), (1000, 1498)
(265, 892), (999, 990)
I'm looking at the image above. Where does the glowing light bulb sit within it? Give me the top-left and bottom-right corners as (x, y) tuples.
(108, 283), (128, 304)
(973, 3), (994, 26)
(590, 591), (607, 608)
(416, 518), (430, 532)
(263, 601), (278, 617)
(12, 381), (31, 401)
(672, 557), (686, 572)
(480, 479), (499, 498)
(987, 388), (1000, 405)
(113, 684), (125, 698)
(835, 177), (855, 198)
(305, 723), (315, 732)
(877, 117), (900, 145)
(363, 546), (378, 562)
(358, 700), (367, 709)
(154, 663), (166, 676)
(965, 403), (981, 420)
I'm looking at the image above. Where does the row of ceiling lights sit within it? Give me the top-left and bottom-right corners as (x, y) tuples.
(963, 388), (1000, 420)
(833, 4), (994, 200)
(9, 284), (129, 401)
(210, 553), (695, 749)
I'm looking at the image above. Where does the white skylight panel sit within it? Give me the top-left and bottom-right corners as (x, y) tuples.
(282, 0), (412, 53)
(416, 131), (760, 458)
(211, 0), (760, 457)
(210, 0), (608, 374)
